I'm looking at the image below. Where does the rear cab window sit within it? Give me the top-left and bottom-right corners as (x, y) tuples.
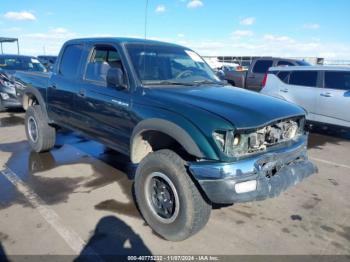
(324, 71), (350, 91)
(252, 60), (273, 74)
(59, 44), (84, 79)
(289, 70), (318, 87)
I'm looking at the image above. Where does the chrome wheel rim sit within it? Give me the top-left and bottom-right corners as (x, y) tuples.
(28, 116), (39, 143)
(145, 172), (180, 224)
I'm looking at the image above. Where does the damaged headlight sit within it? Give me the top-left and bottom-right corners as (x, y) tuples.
(213, 130), (248, 156)
(213, 118), (304, 157)
(0, 92), (10, 100)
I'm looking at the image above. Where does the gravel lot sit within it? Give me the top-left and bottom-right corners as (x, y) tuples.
(0, 110), (349, 258)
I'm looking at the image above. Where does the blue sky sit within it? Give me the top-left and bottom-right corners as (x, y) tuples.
(0, 0), (350, 58)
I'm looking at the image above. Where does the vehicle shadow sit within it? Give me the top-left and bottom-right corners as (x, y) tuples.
(0, 242), (9, 262)
(0, 131), (140, 220)
(307, 123), (350, 149)
(0, 113), (24, 127)
(75, 216), (152, 261)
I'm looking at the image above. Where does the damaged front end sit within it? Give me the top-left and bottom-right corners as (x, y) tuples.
(189, 117), (317, 204)
(213, 117), (306, 158)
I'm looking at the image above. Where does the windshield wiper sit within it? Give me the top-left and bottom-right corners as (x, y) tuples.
(193, 80), (225, 86)
(144, 80), (196, 86)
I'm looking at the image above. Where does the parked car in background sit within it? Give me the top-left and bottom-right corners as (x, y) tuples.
(0, 54), (47, 111)
(225, 57), (310, 91)
(37, 55), (57, 71)
(261, 66), (350, 128)
(15, 37), (316, 241)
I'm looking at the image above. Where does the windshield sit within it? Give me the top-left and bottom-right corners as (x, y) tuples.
(126, 44), (220, 86)
(0, 56), (47, 72)
(296, 60), (311, 66)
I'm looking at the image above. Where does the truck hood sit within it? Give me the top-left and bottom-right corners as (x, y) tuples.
(147, 85), (305, 130)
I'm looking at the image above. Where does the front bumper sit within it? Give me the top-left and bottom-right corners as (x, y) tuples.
(189, 135), (317, 204)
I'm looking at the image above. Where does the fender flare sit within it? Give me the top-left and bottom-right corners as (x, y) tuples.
(130, 118), (204, 163)
(22, 87), (50, 122)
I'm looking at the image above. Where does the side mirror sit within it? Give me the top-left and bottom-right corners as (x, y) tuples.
(216, 69), (225, 80)
(107, 68), (126, 90)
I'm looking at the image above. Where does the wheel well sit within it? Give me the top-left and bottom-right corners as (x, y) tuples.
(131, 130), (196, 164)
(22, 93), (39, 110)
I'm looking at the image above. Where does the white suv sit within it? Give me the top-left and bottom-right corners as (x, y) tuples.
(261, 66), (350, 128)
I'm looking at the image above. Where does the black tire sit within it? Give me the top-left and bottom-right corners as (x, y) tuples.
(25, 105), (56, 153)
(135, 149), (211, 241)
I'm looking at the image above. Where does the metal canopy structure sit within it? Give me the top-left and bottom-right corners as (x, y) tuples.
(0, 37), (20, 55)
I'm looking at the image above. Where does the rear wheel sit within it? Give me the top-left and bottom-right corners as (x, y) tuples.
(25, 105), (56, 152)
(135, 149), (211, 241)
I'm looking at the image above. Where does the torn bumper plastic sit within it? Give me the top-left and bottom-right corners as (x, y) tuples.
(189, 136), (317, 204)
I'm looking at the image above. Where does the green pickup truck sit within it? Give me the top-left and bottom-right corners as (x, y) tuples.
(15, 38), (317, 241)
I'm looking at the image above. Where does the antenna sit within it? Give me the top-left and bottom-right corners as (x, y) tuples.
(144, 0), (149, 39)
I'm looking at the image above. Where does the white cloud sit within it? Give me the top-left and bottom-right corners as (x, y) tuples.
(177, 33), (185, 38)
(187, 0), (203, 9)
(303, 23), (320, 29)
(232, 30), (253, 37)
(157, 34), (350, 59)
(25, 27), (75, 40)
(263, 34), (295, 43)
(50, 27), (68, 34)
(240, 17), (255, 26)
(155, 5), (166, 13)
(0, 27), (21, 33)
(4, 11), (36, 21)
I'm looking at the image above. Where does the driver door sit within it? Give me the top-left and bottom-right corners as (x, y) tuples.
(75, 44), (133, 152)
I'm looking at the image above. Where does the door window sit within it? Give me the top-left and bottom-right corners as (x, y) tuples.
(85, 45), (124, 84)
(59, 44), (84, 79)
(289, 71), (318, 87)
(252, 60), (273, 73)
(277, 71), (290, 83)
(325, 71), (350, 90)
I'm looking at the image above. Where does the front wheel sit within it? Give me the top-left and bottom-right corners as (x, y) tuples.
(25, 105), (56, 152)
(135, 150), (211, 241)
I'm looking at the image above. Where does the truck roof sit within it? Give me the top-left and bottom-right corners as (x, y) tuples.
(65, 37), (187, 49)
(270, 65), (350, 71)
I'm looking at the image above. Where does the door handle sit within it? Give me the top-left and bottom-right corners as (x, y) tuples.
(280, 88), (288, 93)
(320, 92), (332, 97)
(78, 89), (86, 97)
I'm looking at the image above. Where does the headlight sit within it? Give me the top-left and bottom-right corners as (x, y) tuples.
(4, 81), (14, 88)
(212, 131), (226, 151)
(213, 130), (247, 156)
(213, 118), (302, 158)
(0, 92), (10, 100)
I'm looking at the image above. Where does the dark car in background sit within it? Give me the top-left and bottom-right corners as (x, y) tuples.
(37, 55), (57, 71)
(223, 57), (310, 91)
(0, 54), (47, 111)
